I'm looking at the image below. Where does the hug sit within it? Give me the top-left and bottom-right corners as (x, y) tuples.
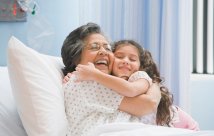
(61, 23), (199, 136)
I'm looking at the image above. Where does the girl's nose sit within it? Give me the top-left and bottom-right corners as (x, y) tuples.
(122, 58), (129, 65)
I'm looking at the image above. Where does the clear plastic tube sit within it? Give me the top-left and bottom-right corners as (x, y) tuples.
(17, 0), (39, 15)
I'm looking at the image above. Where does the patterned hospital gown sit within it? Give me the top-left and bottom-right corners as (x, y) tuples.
(64, 71), (156, 136)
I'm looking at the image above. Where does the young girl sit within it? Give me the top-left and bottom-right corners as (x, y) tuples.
(72, 40), (199, 129)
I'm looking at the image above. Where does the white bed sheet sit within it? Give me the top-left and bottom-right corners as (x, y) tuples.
(1, 66), (214, 136)
(93, 123), (214, 136)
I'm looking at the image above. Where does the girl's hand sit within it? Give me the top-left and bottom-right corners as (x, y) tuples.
(74, 62), (100, 81)
(63, 72), (72, 84)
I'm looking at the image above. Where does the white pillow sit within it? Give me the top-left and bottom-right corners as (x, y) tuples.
(7, 36), (68, 136)
(0, 67), (27, 136)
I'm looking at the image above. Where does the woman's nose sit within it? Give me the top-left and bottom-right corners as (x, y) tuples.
(98, 49), (108, 56)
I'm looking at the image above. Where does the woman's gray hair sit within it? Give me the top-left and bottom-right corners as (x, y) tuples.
(61, 23), (103, 76)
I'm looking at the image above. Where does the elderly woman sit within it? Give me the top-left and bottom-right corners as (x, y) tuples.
(61, 23), (161, 136)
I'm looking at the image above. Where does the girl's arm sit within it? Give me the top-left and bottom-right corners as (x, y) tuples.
(74, 62), (151, 97)
(119, 82), (161, 117)
(62, 72), (72, 83)
(63, 72), (161, 117)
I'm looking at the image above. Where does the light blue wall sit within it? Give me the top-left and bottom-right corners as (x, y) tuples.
(190, 75), (214, 130)
(0, 0), (80, 66)
(1, 1), (213, 131)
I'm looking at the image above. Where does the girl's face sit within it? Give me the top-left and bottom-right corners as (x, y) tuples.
(112, 44), (140, 80)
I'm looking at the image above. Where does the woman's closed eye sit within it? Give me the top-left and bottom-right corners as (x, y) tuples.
(89, 43), (100, 50)
(88, 43), (112, 52)
(104, 46), (112, 51)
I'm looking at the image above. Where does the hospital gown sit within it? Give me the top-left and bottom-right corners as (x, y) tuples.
(64, 71), (155, 136)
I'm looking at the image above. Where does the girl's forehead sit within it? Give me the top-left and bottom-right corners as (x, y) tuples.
(114, 44), (140, 54)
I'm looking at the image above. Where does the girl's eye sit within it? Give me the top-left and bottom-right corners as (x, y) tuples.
(115, 55), (124, 59)
(130, 58), (137, 61)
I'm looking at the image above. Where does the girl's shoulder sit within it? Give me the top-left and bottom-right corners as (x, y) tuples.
(128, 71), (152, 85)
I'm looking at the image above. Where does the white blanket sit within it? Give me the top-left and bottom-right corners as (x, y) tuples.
(93, 123), (214, 136)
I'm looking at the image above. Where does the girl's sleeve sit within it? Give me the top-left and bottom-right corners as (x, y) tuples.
(128, 71), (152, 86)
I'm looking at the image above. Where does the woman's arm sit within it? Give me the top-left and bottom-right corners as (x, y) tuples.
(119, 83), (161, 117)
(75, 63), (150, 97)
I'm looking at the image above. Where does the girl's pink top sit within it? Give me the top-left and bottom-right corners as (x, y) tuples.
(172, 106), (199, 131)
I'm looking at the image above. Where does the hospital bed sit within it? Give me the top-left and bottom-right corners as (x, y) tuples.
(0, 36), (213, 136)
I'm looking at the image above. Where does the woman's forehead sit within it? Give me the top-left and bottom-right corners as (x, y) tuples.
(84, 33), (109, 44)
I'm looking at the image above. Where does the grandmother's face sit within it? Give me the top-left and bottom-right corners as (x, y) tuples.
(79, 34), (114, 74)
